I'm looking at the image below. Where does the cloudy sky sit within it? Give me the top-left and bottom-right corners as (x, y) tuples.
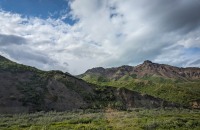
(0, 0), (200, 74)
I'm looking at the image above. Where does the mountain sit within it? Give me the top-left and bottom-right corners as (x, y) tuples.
(0, 55), (93, 113)
(79, 60), (200, 81)
(0, 55), (178, 114)
(78, 61), (200, 108)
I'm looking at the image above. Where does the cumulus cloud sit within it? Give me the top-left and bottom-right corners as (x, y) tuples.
(0, 9), (108, 74)
(70, 0), (200, 67)
(0, 0), (200, 74)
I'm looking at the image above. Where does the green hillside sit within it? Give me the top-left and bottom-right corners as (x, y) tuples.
(80, 72), (200, 107)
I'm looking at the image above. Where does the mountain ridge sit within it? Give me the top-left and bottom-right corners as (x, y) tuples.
(0, 55), (181, 113)
(79, 60), (200, 108)
(80, 60), (200, 81)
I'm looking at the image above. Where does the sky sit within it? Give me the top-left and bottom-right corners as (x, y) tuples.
(0, 0), (200, 75)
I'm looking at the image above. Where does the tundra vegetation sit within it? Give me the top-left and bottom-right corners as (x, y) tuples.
(0, 108), (200, 130)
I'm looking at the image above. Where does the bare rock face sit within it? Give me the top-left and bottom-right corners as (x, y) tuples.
(116, 88), (164, 108)
(85, 67), (105, 74)
(80, 65), (134, 80)
(80, 60), (200, 81)
(114, 88), (179, 109)
(134, 60), (200, 80)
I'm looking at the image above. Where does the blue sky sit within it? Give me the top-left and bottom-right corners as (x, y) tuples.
(0, 0), (75, 24)
(0, 0), (200, 74)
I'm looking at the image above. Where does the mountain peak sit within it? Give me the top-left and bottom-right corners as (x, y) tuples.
(85, 67), (105, 74)
(143, 60), (153, 64)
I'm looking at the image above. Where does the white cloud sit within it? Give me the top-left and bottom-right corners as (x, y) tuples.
(0, 0), (200, 75)
(69, 0), (200, 67)
(0, 10), (109, 74)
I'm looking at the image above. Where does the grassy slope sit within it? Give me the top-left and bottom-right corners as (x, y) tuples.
(0, 56), (49, 111)
(0, 56), (144, 111)
(0, 56), (43, 73)
(0, 109), (200, 130)
(82, 74), (200, 106)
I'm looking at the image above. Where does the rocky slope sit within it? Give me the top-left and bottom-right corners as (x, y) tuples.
(0, 55), (179, 113)
(79, 60), (200, 81)
(0, 55), (93, 113)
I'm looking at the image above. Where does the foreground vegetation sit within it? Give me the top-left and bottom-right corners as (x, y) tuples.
(0, 108), (200, 130)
